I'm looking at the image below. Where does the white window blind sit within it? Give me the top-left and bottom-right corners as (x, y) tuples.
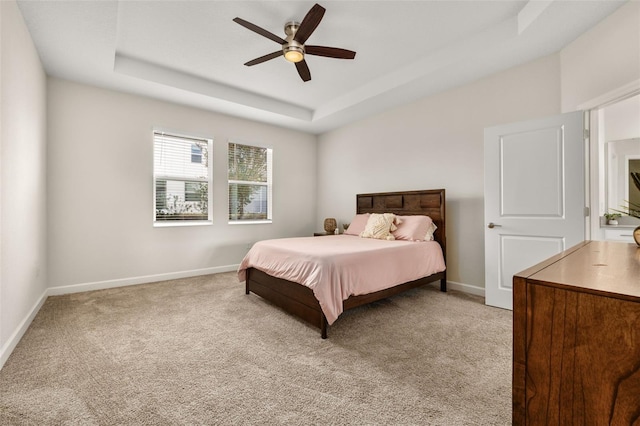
(154, 131), (212, 225)
(228, 142), (272, 222)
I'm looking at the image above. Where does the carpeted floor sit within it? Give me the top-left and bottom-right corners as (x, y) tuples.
(0, 272), (512, 425)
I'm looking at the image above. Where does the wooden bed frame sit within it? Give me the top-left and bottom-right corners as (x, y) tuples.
(245, 189), (447, 338)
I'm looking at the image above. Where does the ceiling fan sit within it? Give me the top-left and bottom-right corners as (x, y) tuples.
(233, 3), (356, 82)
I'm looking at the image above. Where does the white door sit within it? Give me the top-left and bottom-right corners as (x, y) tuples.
(484, 111), (586, 310)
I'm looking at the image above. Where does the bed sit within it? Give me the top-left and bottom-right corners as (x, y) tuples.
(238, 189), (447, 338)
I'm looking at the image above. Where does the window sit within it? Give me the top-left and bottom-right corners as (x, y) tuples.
(153, 131), (212, 225)
(228, 142), (272, 222)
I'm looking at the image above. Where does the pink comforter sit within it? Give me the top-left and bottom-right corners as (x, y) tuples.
(238, 235), (446, 325)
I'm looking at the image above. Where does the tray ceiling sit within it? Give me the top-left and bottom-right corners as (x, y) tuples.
(17, 0), (626, 134)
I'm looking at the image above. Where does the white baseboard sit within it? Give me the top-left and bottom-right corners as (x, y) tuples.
(443, 280), (485, 297)
(48, 264), (240, 296)
(0, 288), (48, 370)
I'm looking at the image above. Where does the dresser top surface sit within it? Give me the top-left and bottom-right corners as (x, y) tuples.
(518, 241), (640, 299)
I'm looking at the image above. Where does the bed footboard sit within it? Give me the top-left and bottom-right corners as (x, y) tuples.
(246, 268), (329, 338)
(246, 267), (445, 338)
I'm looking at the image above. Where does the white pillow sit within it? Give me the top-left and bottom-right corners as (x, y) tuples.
(360, 213), (398, 240)
(425, 222), (438, 241)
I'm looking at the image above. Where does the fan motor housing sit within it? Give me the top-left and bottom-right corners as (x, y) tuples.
(284, 21), (300, 37)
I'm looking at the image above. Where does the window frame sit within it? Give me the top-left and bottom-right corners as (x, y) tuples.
(227, 140), (273, 224)
(153, 130), (213, 227)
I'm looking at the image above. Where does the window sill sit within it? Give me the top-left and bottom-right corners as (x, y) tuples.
(154, 220), (212, 228)
(228, 220), (272, 225)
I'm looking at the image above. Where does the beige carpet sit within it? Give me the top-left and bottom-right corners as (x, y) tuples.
(0, 272), (512, 425)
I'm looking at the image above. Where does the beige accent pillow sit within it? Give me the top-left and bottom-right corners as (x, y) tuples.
(360, 213), (398, 240)
(425, 222), (438, 241)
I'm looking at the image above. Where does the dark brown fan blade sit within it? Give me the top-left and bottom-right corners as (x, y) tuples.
(233, 17), (286, 44)
(244, 51), (282, 66)
(295, 60), (311, 82)
(294, 3), (325, 45)
(305, 45), (356, 59)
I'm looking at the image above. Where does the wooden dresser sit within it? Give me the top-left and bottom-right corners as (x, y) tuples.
(513, 241), (640, 425)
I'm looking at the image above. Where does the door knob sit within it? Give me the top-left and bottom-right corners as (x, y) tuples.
(488, 222), (502, 229)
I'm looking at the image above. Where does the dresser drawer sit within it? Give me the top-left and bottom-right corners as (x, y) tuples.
(603, 228), (635, 242)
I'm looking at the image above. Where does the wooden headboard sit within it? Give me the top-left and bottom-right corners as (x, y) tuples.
(356, 189), (446, 257)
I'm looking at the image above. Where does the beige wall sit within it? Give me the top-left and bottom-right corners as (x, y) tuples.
(47, 79), (317, 290)
(0, 0), (48, 366)
(560, 1), (640, 112)
(317, 55), (561, 291)
(603, 95), (640, 142)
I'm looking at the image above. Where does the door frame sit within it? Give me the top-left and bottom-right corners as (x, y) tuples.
(577, 79), (640, 241)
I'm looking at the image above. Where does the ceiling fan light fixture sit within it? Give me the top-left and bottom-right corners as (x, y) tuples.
(234, 4), (355, 82)
(283, 46), (304, 63)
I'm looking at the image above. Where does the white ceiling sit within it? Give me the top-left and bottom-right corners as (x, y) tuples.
(16, 0), (626, 134)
